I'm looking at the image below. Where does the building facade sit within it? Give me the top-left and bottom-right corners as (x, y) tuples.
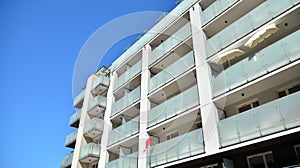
(61, 0), (300, 167)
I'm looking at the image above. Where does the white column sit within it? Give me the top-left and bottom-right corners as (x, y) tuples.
(98, 72), (116, 168)
(71, 75), (95, 168)
(138, 44), (151, 168)
(190, 4), (221, 154)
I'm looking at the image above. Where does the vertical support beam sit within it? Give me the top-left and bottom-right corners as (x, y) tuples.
(71, 75), (95, 168)
(189, 4), (220, 154)
(138, 44), (151, 168)
(98, 72), (116, 168)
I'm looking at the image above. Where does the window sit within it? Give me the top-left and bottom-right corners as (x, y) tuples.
(89, 163), (98, 168)
(166, 131), (179, 140)
(247, 151), (274, 168)
(294, 144), (300, 162)
(237, 99), (260, 113)
(277, 83), (300, 98)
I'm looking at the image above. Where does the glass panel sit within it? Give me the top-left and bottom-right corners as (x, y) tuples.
(211, 71), (229, 97)
(149, 129), (204, 166)
(148, 51), (195, 93)
(149, 23), (191, 65)
(259, 41), (289, 72)
(247, 3), (272, 29)
(88, 95), (107, 112)
(267, 0), (293, 18)
(84, 118), (104, 135)
(218, 115), (239, 147)
(73, 89), (85, 107)
(79, 143), (101, 160)
(148, 85), (199, 128)
(61, 153), (73, 168)
(69, 109), (82, 126)
(111, 86), (141, 116)
(108, 117), (139, 146)
(225, 61), (247, 90)
(278, 91), (300, 129)
(281, 30), (300, 62)
(242, 53), (267, 81)
(114, 60), (142, 90)
(92, 75), (110, 91)
(65, 130), (78, 146)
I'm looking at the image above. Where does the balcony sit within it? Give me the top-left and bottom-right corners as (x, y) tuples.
(111, 86), (141, 117)
(110, 0), (198, 72)
(105, 152), (138, 168)
(69, 109), (82, 128)
(148, 85), (199, 128)
(218, 90), (300, 147)
(108, 117), (139, 146)
(60, 153), (73, 168)
(91, 75), (110, 95)
(205, 0), (297, 57)
(65, 130), (78, 148)
(73, 89), (85, 108)
(84, 118), (104, 139)
(211, 30), (300, 97)
(201, 0), (238, 26)
(148, 129), (204, 167)
(149, 22), (191, 66)
(87, 95), (107, 116)
(148, 51), (195, 93)
(79, 143), (101, 163)
(114, 60), (142, 91)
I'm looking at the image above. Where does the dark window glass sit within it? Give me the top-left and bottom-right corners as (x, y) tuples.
(239, 104), (251, 113)
(278, 90), (287, 98)
(253, 101), (260, 108)
(265, 153), (275, 168)
(288, 84), (300, 94)
(249, 156), (265, 168)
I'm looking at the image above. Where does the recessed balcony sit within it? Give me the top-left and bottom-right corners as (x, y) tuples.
(211, 29), (300, 97)
(84, 118), (104, 139)
(79, 143), (101, 163)
(218, 90), (300, 147)
(65, 130), (78, 148)
(148, 129), (204, 167)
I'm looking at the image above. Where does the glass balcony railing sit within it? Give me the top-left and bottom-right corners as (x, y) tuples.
(148, 85), (199, 128)
(114, 60), (142, 91)
(149, 22), (191, 66)
(110, 0), (198, 72)
(148, 129), (204, 167)
(79, 143), (101, 161)
(218, 91), (300, 147)
(148, 51), (195, 93)
(111, 86), (141, 116)
(60, 153), (73, 168)
(87, 95), (107, 114)
(69, 109), (82, 127)
(84, 118), (104, 136)
(205, 0), (296, 57)
(65, 130), (78, 148)
(108, 117), (139, 146)
(91, 75), (110, 92)
(201, 0), (238, 26)
(105, 152), (138, 168)
(211, 30), (300, 97)
(73, 89), (85, 108)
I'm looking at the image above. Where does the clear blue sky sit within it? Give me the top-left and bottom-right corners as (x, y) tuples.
(0, 0), (176, 167)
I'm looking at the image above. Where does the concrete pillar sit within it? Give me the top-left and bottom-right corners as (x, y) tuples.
(138, 44), (151, 168)
(189, 4), (221, 154)
(98, 72), (116, 168)
(71, 75), (95, 168)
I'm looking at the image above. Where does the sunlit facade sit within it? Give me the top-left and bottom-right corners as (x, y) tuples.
(61, 0), (300, 167)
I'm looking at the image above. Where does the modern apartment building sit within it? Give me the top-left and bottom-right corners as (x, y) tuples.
(61, 0), (300, 167)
